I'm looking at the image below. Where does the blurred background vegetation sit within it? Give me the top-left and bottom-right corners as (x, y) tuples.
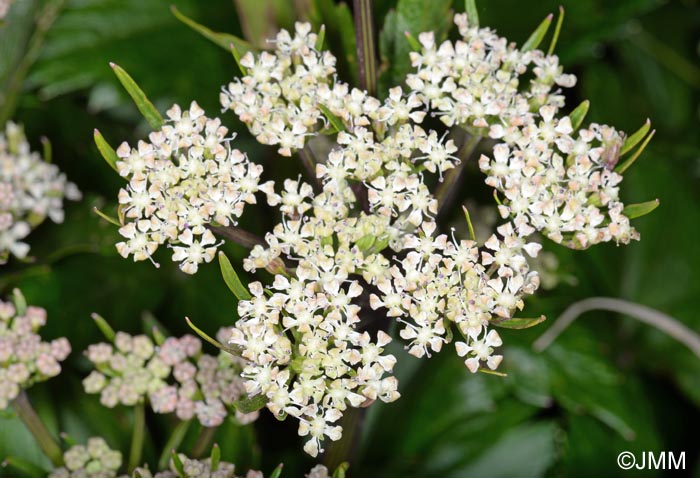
(1, 0), (699, 476)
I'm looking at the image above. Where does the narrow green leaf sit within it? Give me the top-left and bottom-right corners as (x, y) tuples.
(316, 24), (326, 50)
(547, 6), (564, 55)
(332, 462), (350, 478)
(622, 199), (660, 219)
(615, 129), (655, 174)
(404, 30), (422, 52)
(185, 317), (241, 357)
(110, 63), (164, 129)
(230, 43), (248, 76)
(493, 315), (546, 329)
(142, 311), (169, 346)
(319, 104), (346, 133)
(568, 100), (590, 131)
(2, 456), (47, 478)
(93, 129), (119, 173)
(12, 288), (27, 316)
(59, 431), (77, 447)
(210, 444), (221, 472)
(171, 6), (252, 54)
(462, 205), (476, 241)
(218, 252), (252, 301)
(91, 313), (116, 342)
(355, 234), (376, 252)
(478, 368), (508, 377)
(171, 450), (185, 478)
(522, 14), (553, 52)
(270, 463), (284, 478)
(234, 394), (268, 414)
(93, 207), (121, 227)
(465, 0), (479, 28)
(620, 119), (651, 156)
(41, 136), (52, 163)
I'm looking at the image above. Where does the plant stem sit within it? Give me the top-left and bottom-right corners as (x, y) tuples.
(435, 132), (481, 216)
(12, 390), (63, 466)
(0, 0), (66, 125)
(533, 297), (700, 358)
(158, 420), (192, 470)
(191, 426), (217, 458)
(353, 0), (377, 96)
(207, 225), (265, 249)
(128, 402), (146, 472)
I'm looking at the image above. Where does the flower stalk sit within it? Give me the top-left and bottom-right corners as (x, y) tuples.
(12, 391), (64, 466)
(128, 402), (146, 472)
(353, 0), (377, 95)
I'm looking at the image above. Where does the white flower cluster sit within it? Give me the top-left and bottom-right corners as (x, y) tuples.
(0, 292), (71, 409)
(480, 106), (638, 247)
(49, 437), (124, 478)
(407, 13), (575, 130)
(83, 330), (256, 427)
(0, 122), (81, 263)
(115, 102), (276, 274)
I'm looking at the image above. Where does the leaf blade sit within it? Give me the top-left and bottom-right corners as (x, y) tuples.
(110, 62), (163, 129)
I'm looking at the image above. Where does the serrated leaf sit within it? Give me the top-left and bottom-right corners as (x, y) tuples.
(93, 129), (119, 173)
(569, 100), (590, 131)
(171, 6), (252, 54)
(91, 312), (116, 342)
(620, 119), (651, 156)
(234, 394), (268, 414)
(615, 129), (655, 174)
(110, 63), (163, 129)
(319, 104), (346, 133)
(493, 315), (546, 330)
(622, 199), (660, 219)
(522, 14), (553, 52)
(218, 252), (252, 301)
(465, 0), (479, 28)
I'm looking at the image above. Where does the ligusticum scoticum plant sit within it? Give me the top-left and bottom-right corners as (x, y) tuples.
(98, 7), (657, 458)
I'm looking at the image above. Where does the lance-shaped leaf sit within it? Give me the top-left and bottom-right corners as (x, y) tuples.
(462, 205), (476, 241)
(493, 315), (546, 330)
(270, 464), (284, 478)
(615, 129), (655, 174)
(110, 63), (163, 129)
(547, 6), (564, 55)
(93, 207), (121, 227)
(465, 0), (479, 27)
(569, 100), (590, 131)
(218, 252), (252, 301)
(333, 462), (350, 478)
(522, 14), (553, 52)
(185, 317), (241, 357)
(230, 43), (248, 76)
(623, 199), (660, 219)
(404, 30), (422, 51)
(234, 394), (268, 414)
(620, 119), (652, 156)
(319, 104), (346, 133)
(171, 450), (185, 478)
(316, 24), (326, 50)
(91, 313), (116, 342)
(94, 129), (119, 173)
(171, 6), (252, 55)
(210, 444), (221, 472)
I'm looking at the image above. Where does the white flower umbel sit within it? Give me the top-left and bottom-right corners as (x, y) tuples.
(114, 102), (276, 274)
(480, 106), (638, 248)
(0, 122), (81, 263)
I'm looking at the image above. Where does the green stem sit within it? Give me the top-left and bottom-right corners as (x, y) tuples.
(207, 225), (265, 249)
(0, 0), (66, 125)
(158, 420), (192, 470)
(191, 426), (217, 458)
(353, 0), (377, 96)
(298, 145), (321, 190)
(323, 406), (363, 470)
(435, 132), (481, 216)
(128, 402), (146, 472)
(12, 390), (63, 466)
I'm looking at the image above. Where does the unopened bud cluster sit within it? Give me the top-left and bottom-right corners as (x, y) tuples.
(83, 330), (256, 427)
(0, 292), (70, 409)
(0, 122), (81, 263)
(49, 437), (123, 478)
